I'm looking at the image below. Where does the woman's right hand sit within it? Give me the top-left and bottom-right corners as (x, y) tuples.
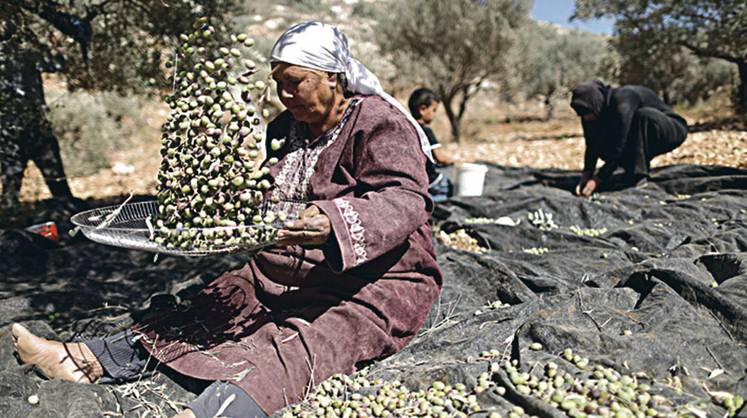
(276, 204), (331, 247)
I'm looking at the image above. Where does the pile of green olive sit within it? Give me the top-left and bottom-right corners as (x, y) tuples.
(279, 346), (742, 418)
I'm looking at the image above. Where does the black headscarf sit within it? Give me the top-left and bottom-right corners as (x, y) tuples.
(570, 80), (610, 117)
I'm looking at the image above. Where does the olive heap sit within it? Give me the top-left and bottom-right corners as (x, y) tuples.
(279, 345), (741, 418)
(153, 17), (286, 252)
(478, 347), (742, 418)
(437, 229), (489, 254)
(522, 247), (549, 256)
(281, 370), (486, 418)
(474, 299), (510, 316)
(569, 225), (608, 237)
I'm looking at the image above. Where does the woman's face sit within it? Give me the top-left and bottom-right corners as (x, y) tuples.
(272, 63), (339, 125)
(582, 113), (597, 122)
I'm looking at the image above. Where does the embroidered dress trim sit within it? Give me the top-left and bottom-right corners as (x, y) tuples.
(333, 197), (368, 266)
(270, 97), (362, 216)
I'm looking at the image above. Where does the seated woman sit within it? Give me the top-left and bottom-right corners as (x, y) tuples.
(11, 21), (442, 418)
(570, 80), (688, 196)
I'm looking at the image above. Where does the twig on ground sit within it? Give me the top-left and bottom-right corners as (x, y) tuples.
(705, 345), (727, 373)
(501, 333), (514, 362)
(707, 311), (736, 342)
(418, 295), (461, 337)
(105, 386), (125, 417)
(144, 383), (187, 413)
(114, 379), (172, 418)
(577, 292), (605, 332)
(528, 361), (539, 375)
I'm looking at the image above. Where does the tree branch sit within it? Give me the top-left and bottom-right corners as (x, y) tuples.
(679, 40), (740, 64)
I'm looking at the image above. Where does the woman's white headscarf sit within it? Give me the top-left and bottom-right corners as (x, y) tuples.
(270, 21), (434, 162)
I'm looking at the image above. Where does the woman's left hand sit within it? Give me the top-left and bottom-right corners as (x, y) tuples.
(276, 205), (332, 246)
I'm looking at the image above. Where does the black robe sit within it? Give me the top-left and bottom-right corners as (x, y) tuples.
(571, 81), (688, 181)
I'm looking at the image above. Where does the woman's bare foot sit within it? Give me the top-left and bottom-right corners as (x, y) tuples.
(11, 323), (103, 383)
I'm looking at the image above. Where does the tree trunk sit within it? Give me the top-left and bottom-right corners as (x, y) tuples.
(442, 93), (462, 142)
(737, 61), (747, 114)
(0, 31), (74, 209)
(441, 83), (481, 142)
(544, 96), (555, 121)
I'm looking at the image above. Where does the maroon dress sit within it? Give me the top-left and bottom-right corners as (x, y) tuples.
(134, 96), (442, 414)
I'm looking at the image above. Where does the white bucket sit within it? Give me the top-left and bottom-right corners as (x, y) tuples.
(455, 163), (488, 197)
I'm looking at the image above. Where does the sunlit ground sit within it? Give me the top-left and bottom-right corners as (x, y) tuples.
(15, 88), (747, 204)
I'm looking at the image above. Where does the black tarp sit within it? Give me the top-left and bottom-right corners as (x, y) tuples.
(0, 164), (746, 417)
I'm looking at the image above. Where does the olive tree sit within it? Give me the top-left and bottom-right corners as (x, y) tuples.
(574, 0), (747, 113)
(517, 23), (609, 120)
(374, 0), (532, 141)
(6, 0), (241, 91)
(0, 0), (240, 208)
(611, 27), (735, 106)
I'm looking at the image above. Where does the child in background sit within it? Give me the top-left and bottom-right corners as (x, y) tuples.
(408, 87), (454, 202)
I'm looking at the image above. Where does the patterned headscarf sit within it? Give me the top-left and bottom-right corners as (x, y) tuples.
(270, 21), (434, 161)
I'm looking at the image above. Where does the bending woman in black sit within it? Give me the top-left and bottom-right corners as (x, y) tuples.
(570, 80), (688, 196)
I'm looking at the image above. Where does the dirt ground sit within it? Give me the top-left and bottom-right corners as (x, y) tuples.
(16, 93), (747, 203)
(440, 112), (747, 170)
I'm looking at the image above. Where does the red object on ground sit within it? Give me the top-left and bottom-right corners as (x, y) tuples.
(25, 221), (60, 242)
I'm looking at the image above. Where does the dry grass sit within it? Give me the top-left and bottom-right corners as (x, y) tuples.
(103, 378), (187, 418)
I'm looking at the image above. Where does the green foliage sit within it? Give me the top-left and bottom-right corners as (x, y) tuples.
(351, 1), (379, 19)
(574, 0), (747, 60)
(573, 0), (747, 112)
(6, 0), (243, 94)
(612, 29), (736, 106)
(516, 23), (609, 119)
(374, 0), (532, 140)
(46, 90), (144, 176)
